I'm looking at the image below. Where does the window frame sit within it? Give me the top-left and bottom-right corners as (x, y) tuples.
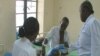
(16, 0), (38, 32)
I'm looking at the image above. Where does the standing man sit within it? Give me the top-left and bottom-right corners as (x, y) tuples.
(74, 1), (100, 56)
(44, 17), (69, 49)
(43, 17), (69, 56)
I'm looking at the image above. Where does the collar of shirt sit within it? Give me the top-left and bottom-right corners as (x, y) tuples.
(21, 37), (33, 47)
(85, 14), (94, 25)
(82, 14), (95, 30)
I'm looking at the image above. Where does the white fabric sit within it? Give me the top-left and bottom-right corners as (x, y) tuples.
(90, 16), (100, 56)
(12, 38), (36, 56)
(46, 26), (69, 49)
(71, 14), (100, 56)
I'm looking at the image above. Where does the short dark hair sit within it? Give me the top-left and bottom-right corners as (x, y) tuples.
(62, 17), (69, 24)
(81, 1), (94, 14)
(18, 17), (39, 38)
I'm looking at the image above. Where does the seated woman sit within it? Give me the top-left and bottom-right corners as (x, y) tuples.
(12, 17), (39, 56)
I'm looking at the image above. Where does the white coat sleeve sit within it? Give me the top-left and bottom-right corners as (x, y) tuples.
(91, 20), (100, 56)
(19, 50), (36, 56)
(18, 51), (29, 56)
(69, 41), (79, 52)
(64, 32), (69, 43)
(45, 27), (55, 41)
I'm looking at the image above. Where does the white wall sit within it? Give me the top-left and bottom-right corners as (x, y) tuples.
(0, 0), (16, 55)
(38, 0), (55, 34)
(43, 0), (55, 32)
(38, 0), (44, 33)
(91, 0), (100, 19)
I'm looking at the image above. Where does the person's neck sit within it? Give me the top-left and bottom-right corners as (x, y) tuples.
(59, 30), (64, 44)
(26, 36), (33, 42)
(84, 13), (92, 22)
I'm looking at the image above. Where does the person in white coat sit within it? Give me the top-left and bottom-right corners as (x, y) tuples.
(70, 1), (100, 56)
(43, 17), (69, 56)
(44, 17), (69, 48)
(12, 17), (39, 56)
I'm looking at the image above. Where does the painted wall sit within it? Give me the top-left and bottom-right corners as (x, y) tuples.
(43, 0), (55, 32)
(91, 0), (100, 19)
(38, 0), (44, 33)
(0, 0), (16, 55)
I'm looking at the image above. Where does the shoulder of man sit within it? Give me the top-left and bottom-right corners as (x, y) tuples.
(50, 26), (59, 31)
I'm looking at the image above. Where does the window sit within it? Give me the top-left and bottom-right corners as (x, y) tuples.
(16, 0), (38, 32)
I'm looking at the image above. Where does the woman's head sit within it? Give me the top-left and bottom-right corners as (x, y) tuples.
(18, 17), (39, 41)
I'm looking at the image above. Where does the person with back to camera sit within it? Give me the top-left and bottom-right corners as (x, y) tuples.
(12, 17), (39, 56)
